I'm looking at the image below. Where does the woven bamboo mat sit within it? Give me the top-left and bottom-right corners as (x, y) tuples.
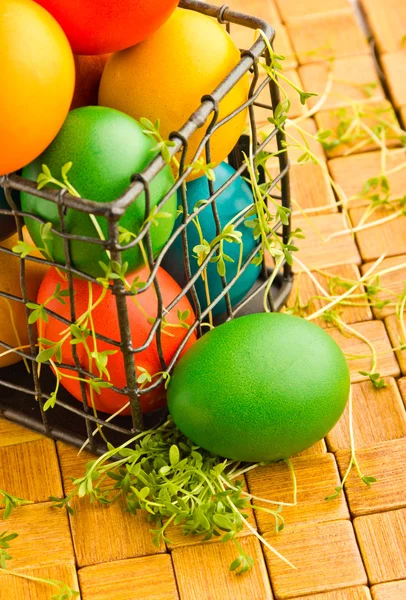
(1, 1), (406, 598)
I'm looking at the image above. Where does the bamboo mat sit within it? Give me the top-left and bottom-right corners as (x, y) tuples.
(1, 1), (406, 598)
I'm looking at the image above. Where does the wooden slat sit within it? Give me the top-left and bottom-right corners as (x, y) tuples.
(0, 564), (80, 600)
(385, 314), (406, 375)
(336, 438), (406, 516)
(354, 508), (406, 584)
(328, 149), (406, 209)
(381, 52), (406, 108)
(269, 162), (337, 216)
(67, 494), (165, 568)
(57, 442), (164, 567)
(296, 439), (327, 456)
(79, 555), (179, 600)
(226, 0), (282, 25)
(286, 10), (370, 64)
(290, 587), (372, 600)
(349, 206), (406, 262)
(326, 320), (400, 383)
(274, 0), (350, 22)
(327, 378), (406, 452)
(0, 503), (74, 571)
(299, 55), (385, 111)
(398, 377), (406, 407)
(361, 255), (406, 319)
(0, 439), (62, 504)
(264, 520), (367, 598)
(359, 0), (406, 54)
(315, 101), (401, 159)
(278, 213), (361, 273)
(271, 25), (298, 69)
(285, 264), (372, 328)
(246, 453), (349, 533)
(371, 580), (406, 600)
(172, 536), (274, 600)
(288, 163), (337, 216)
(0, 418), (44, 447)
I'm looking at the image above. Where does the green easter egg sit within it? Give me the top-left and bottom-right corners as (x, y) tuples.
(168, 313), (350, 462)
(21, 106), (177, 277)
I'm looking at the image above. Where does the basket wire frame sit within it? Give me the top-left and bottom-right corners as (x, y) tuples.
(0, 0), (292, 453)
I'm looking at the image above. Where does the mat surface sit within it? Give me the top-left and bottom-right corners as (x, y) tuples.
(1, 0), (406, 598)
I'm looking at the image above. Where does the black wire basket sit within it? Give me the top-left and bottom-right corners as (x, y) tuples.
(0, 0), (292, 454)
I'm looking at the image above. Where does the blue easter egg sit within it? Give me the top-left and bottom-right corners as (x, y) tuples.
(162, 162), (260, 316)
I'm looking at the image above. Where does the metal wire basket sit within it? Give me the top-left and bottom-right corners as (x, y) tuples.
(0, 0), (292, 453)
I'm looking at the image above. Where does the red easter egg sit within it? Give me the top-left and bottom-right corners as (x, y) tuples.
(35, 0), (180, 55)
(71, 54), (109, 109)
(37, 266), (197, 415)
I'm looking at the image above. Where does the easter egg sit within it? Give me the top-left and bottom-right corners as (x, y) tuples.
(162, 162), (260, 316)
(99, 9), (249, 179)
(0, 231), (48, 368)
(0, 186), (20, 242)
(71, 54), (109, 109)
(0, 0), (75, 175)
(37, 266), (197, 415)
(168, 313), (350, 462)
(21, 107), (177, 278)
(35, 0), (179, 55)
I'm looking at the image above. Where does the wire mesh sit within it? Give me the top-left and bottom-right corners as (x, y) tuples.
(0, 0), (292, 453)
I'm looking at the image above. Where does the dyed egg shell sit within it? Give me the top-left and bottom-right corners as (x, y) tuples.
(168, 313), (350, 462)
(21, 107), (177, 278)
(35, 0), (179, 55)
(71, 54), (109, 109)
(0, 0), (74, 175)
(99, 9), (249, 180)
(38, 266), (198, 415)
(162, 162), (260, 316)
